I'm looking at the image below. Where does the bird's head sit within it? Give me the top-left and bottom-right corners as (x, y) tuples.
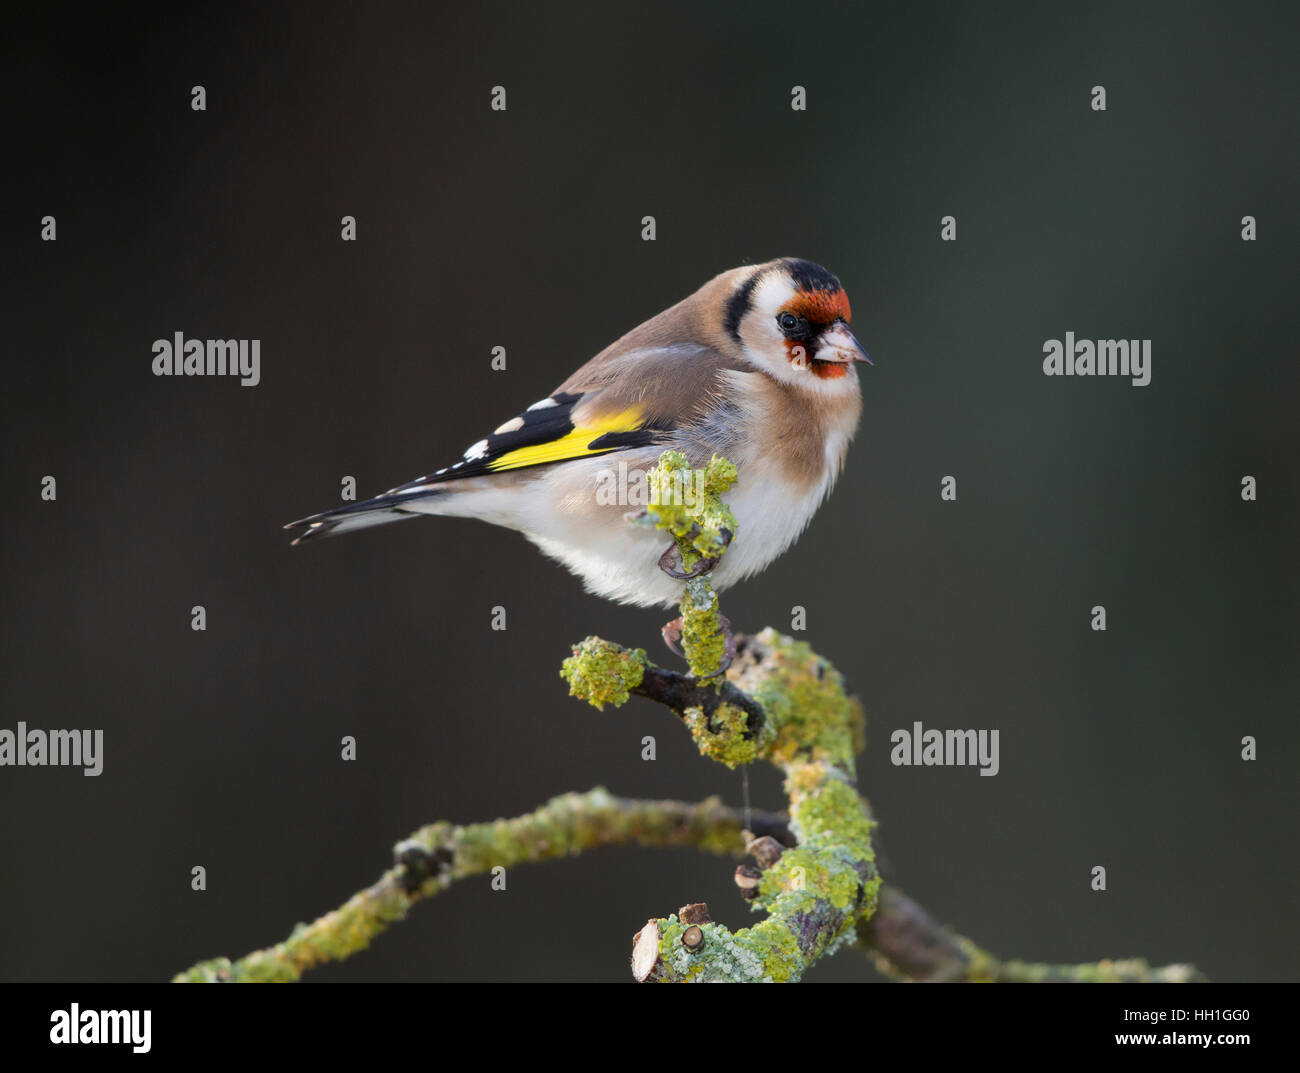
(723, 258), (871, 391)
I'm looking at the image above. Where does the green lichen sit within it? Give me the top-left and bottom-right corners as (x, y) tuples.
(651, 915), (804, 983)
(647, 451), (739, 572)
(176, 875), (414, 982)
(785, 762), (876, 847)
(728, 629), (865, 773)
(742, 919), (803, 982)
(758, 844), (864, 913)
(560, 637), (646, 711)
(680, 577), (726, 680)
(683, 702), (759, 768)
(174, 957), (238, 983)
(659, 621), (879, 980)
(961, 941), (1004, 982)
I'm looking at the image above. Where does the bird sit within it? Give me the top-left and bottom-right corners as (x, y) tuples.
(285, 257), (870, 612)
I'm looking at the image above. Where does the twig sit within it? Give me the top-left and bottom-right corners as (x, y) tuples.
(857, 887), (1205, 983)
(172, 789), (1201, 983)
(173, 789), (787, 982)
(635, 663), (767, 739)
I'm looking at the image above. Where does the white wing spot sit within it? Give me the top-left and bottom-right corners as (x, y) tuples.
(464, 438), (489, 461)
(494, 416), (525, 434)
(526, 397), (558, 411)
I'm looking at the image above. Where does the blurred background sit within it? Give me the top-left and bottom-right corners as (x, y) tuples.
(2, 1), (1296, 982)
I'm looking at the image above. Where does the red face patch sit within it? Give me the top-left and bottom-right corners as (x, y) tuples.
(781, 287), (854, 378)
(782, 337), (852, 378)
(783, 287), (852, 326)
(811, 361), (849, 380)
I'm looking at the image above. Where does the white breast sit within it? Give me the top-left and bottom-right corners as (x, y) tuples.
(520, 463), (836, 609)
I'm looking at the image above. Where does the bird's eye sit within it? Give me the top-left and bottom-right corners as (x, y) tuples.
(777, 312), (802, 334)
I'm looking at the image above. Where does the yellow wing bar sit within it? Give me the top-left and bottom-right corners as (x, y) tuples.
(487, 406), (645, 471)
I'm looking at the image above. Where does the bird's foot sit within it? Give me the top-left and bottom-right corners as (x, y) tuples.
(657, 528), (733, 580)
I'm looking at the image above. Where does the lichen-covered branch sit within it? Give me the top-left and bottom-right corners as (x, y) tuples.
(178, 450), (1204, 984)
(563, 451), (881, 982)
(171, 784), (1200, 983)
(857, 886), (1205, 983)
(173, 789), (791, 982)
(561, 449), (1203, 984)
(613, 629), (880, 981)
(560, 637), (766, 751)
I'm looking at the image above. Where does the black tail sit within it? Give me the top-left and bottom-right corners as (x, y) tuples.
(283, 492), (431, 545)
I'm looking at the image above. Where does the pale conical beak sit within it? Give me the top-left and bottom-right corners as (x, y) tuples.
(815, 322), (872, 365)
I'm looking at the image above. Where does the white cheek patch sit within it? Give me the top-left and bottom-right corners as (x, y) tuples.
(749, 274), (799, 328)
(740, 275), (807, 376)
(737, 275), (796, 363)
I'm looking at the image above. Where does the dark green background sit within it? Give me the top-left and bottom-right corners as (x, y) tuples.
(3, 1), (1296, 981)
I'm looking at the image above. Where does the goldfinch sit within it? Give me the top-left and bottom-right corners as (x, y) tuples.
(285, 258), (870, 609)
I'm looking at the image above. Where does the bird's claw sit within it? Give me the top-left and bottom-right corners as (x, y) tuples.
(657, 528), (733, 580)
(661, 616), (685, 658)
